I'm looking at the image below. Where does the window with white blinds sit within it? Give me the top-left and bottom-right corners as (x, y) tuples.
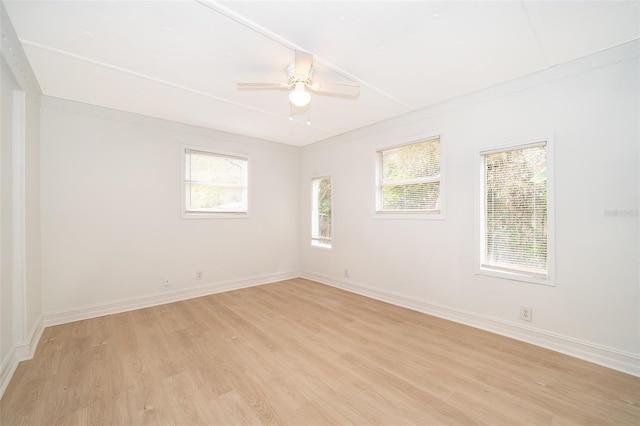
(480, 141), (549, 281)
(311, 176), (332, 248)
(376, 137), (441, 214)
(183, 148), (248, 217)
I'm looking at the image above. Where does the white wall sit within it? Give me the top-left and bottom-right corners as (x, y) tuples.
(299, 41), (639, 373)
(0, 0), (42, 397)
(40, 97), (299, 319)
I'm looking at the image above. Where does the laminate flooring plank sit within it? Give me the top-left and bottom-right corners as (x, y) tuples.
(2, 278), (639, 425)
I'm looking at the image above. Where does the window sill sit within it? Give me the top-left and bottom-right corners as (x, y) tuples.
(311, 242), (332, 250)
(476, 266), (554, 286)
(373, 210), (445, 220)
(182, 211), (250, 220)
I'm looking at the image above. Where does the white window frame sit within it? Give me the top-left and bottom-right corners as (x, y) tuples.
(311, 175), (333, 249)
(374, 135), (444, 220)
(476, 137), (555, 286)
(181, 145), (250, 219)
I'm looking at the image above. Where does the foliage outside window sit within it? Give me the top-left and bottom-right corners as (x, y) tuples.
(481, 142), (548, 280)
(184, 148), (248, 217)
(311, 176), (332, 248)
(376, 137), (441, 214)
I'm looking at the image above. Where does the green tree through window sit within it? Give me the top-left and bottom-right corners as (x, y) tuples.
(482, 143), (548, 277)
(377, 137), (441, 213)
(312, 176), (332, 248)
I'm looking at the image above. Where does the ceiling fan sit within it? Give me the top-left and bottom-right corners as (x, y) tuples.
(237, 50), (360, 108)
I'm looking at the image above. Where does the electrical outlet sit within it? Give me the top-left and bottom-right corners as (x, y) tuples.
(163, 277), (170, 287)
(344, 269), (349, 278)
(196, 270), (203, 280)
(520, 306), (532, 322)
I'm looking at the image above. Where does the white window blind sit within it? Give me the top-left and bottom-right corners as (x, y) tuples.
(481, 142), (548, 278)
(377, 137), (440, 213)
(184, 149), (248, 215)
(311, 176), (332, 248)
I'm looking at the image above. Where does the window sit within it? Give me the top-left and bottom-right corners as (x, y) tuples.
(376, 136), (441, 216)
(479, 141), (551, 284)
(311, 176), (332, 248)
(182, 147), (248, 218)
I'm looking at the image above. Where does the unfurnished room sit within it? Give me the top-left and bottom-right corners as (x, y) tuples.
(1, 0), (639, 424)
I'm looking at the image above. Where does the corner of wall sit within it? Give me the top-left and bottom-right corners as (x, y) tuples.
(0, 316), (44, 399)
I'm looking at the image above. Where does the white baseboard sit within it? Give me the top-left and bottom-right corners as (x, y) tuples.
(44, 270), (299, 327)
(1, 317), (44, 399)
(300, 271), (640, 377)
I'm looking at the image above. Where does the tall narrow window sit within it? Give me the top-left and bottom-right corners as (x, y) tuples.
(183, 148), (248, 217)
(480, 141), (550, 282)
(376, 137), (441, 215)
(311, 176), (332, 248)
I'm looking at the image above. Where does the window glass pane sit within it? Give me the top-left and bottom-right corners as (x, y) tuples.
(312, 177), (332, 248)
(184, 149), (248, 214)
(381, 139), (440, 182)
(186, 184), (246, 212)
(187, 151), (246, 186)
(381, 182), (440, 210)
(484, 145), (547, 276)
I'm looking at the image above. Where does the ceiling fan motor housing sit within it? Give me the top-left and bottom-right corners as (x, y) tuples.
(286, 63), (312, 87)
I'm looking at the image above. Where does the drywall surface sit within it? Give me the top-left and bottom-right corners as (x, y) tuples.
(300, 41), (639, 359)
(40, 97), (299, 315)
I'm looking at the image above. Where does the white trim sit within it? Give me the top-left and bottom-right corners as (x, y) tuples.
(0, 351), (20, 401)
(475, 136), (555, 286)
(14, 318), (44, 365)
(479, 140), (547, 156)
(0, 6), (42, 95)
(375, 134), (441, 154)
(12, 89), (27, 344)
(0, 43), (38, 401)
(372, 210), (445, 221)
(310, 243), (333, 251)
(43, 271), (298, 327)
(0, 317), (43, 400)
(299, 271), (640, 377)
(180, 144), (251, 219)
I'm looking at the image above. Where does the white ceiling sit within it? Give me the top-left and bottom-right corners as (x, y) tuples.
(4, 0), (639, 146)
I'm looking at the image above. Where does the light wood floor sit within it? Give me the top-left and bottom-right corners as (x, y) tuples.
(2, 278), (639, 425)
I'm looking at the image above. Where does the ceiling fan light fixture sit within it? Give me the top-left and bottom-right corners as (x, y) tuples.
(289, 82), (311, 107)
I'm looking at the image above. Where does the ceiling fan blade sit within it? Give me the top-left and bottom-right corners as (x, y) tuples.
(310, 82), (360, 97)
(236, 81), (289, 87)
(237, 82), (290, 91)
(294, 50), (313, 77)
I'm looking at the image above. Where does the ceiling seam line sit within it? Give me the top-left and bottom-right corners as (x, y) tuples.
(520, 0), (551, 68)
(196, 0), (416, 111)
(20, 39), (336, 134)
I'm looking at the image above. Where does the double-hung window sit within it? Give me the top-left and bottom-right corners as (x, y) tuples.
(311, 176), (332, 248)
(182, 147), (248, 218)
(376, 136), (441, 216)
(479, 140), (552, 284)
